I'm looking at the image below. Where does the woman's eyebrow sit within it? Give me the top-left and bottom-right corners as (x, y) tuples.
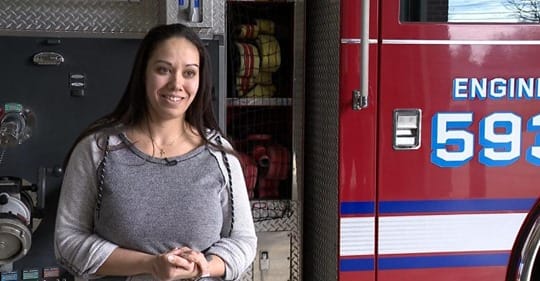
(153, 60), (199, 68)
(154, 59), (173, 66)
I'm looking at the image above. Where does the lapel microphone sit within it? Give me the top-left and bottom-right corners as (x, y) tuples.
(164, 158), (178, 166)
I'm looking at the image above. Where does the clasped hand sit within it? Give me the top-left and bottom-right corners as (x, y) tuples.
(151, 247), (210, 281)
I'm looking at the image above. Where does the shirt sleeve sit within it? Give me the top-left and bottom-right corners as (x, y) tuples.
(54, 134), (118, 279)
(206, 139), (258, 280)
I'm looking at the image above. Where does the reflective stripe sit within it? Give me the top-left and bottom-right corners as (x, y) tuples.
(340, 213), (526, 256)
(341, 38), (378, 44)
(340, 38), (540, 45)
(340, 217), (375, 256)
(379, 213), (526, 254)
(383, 39), (540, 45)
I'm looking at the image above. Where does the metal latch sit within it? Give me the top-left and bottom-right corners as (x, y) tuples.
(259, 251), (270, 271)
(353, 90), (368, 110)
(393, 109), (421, 150)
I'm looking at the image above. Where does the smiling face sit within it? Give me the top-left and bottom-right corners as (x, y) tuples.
(145, 37), (200, 122)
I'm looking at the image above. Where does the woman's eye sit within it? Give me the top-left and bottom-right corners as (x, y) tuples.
(157, 67), (170, 74)
(184, 70), (196, 78)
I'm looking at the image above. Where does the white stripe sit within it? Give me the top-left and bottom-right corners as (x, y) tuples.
(340, 217), (375, 256)
(341, 38), (540, 45)
(383, 39), (540, 45)
(340, 213), (527, 256)
(379, 213), (526, 254)
(341, 38), (378, 44)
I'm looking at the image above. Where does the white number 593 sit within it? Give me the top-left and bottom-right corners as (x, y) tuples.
(431, 112), (524, 167)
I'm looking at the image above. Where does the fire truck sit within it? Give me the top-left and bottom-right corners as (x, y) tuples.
(0, 1), (539, 281)
(304, 1), (540, 281)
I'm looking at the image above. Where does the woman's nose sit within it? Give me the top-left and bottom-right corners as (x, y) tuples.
(169, 72), (183, 90)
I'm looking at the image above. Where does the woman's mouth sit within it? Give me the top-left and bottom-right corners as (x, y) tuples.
(162, 94), (184, 103)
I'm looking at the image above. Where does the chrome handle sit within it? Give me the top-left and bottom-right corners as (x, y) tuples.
(32, 51), (64, 66)
(393, 109), (422, 150)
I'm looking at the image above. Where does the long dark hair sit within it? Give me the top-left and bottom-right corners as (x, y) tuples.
(64, 23), (224, 168)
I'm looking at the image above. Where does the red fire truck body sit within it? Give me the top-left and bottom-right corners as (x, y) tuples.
(1, 1), (539, 281)
(338, 1), (540, 281)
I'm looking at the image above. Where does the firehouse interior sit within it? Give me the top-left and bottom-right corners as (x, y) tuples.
(0, 1), (302, 281)
(1, 1), (540, 281)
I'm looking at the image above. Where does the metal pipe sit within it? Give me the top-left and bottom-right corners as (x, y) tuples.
(353, 0), (370, 111)
(361, 0), (369, 101)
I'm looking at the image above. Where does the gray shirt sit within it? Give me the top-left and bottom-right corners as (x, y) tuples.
(54, 131), (257, 280)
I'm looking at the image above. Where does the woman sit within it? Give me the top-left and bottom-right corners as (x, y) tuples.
(54, 23), (257, 281)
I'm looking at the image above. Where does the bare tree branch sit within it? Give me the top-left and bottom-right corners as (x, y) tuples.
(505, 0), (540, 22)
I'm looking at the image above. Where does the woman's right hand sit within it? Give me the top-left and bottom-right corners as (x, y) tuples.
(151, 248), (197, 281)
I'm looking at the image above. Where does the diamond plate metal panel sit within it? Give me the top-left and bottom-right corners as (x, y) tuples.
(239, 200), (300, 281)
(304, 0), (340, 281)
(0, 0), (159, 37)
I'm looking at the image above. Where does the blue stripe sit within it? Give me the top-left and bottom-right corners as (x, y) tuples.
(340, 253), (509, 271)
(379, 253), (509, 270)
(340, 198), (536, 215)
(340, 258), (374, 271)
(380, 198), (535, 213)
(341, 202), (375, 215)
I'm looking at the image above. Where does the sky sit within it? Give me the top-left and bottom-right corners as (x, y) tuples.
(448, 0), (522, 22)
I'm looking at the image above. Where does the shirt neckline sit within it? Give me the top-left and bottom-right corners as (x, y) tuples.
(117, 133), (206, 165)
